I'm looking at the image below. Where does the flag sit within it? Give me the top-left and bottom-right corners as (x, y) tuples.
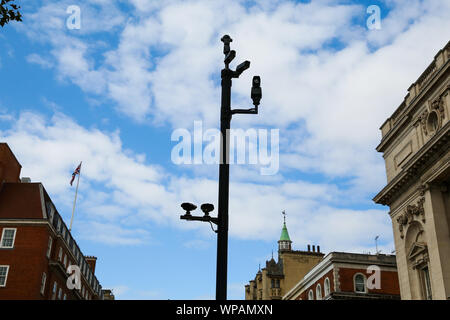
(70, 162), (82, 186)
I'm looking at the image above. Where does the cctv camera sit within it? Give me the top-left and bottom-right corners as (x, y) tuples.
(251, 76), (262, 106)
(181, 202), (197, 215)
(235, 61), (250, 77)
(221, 35), (233, 54)
(224, 50), (236, 65)
(200, 203), (214, 216)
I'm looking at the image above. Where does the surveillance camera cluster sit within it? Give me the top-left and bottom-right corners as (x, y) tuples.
(180, 35), (263, 298)
(181, 202), (216, 217)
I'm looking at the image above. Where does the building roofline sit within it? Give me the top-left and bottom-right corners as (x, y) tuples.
(376, 40), (450, 148)
(0, 143), (22, 169)
(283, 251), (397, 300)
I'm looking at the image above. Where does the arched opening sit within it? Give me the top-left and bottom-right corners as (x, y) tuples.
(324, 277), (331, 297)
(354, 273), (367, 293)
(405, 221), (431, 299)
(426, 111), (439, 133)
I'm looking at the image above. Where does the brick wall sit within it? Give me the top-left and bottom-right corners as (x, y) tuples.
(0, 224), (49, 299)
(297, 269), (334, 300)
(338, 267), (400, 295)
(297, 266), (400, 300)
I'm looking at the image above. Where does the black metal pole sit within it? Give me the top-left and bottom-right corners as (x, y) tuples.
(216, 63), (232, 301)
(180, 35), (260, 301)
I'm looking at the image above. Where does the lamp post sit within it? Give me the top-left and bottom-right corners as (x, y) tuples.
(180, 35), (262, 300)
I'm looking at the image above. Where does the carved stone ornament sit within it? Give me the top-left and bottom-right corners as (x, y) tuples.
(419, 110), (429, 136)
(407, 241), (429, 270)
(397, 197), (426, 239)
(431, 96), (445, 120)
(417, 183), (427, 196)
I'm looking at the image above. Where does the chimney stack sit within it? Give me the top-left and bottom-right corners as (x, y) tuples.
(0, 143), (22, 183)
(312, 245), (316, 252)
(85, 256), (97, 274)
(317, 245), (320, 253)
(307, 244), (311, 252)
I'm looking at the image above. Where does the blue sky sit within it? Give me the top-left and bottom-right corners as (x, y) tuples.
(0, 0), (449, 299)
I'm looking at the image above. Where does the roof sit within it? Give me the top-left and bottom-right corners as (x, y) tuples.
(0, 182), (44, 219)
(283, 251), (398, 300)
(279, 222), (291, 242)
(0, 143), (22, 169)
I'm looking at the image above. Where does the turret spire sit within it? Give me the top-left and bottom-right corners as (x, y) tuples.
(278, 210), (292, 251)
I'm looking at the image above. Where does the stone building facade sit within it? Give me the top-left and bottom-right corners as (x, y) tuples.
(245, 219), (323, 300)
(374, 41), (450, 300)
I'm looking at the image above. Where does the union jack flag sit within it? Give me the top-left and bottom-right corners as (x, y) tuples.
(70, 162), (82, 186)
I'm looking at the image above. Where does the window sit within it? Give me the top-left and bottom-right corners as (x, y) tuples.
(58, 248), (63, 262)
(46, 237), (53, 258)
(64, 255), (67, 269)
(308, 289), (314, 300)
(40, 273), (47, 295)
(324, 277), (331, 296)
(52, 282), (57, 300)
(0, 266), (9, 287)
(56, 218), (61, 233)
(1, 228), (17, 248)
(63, 294), (67, 301)
(354, 273), (366, 293)
(58, 288), (62, 300)
(316, 284), (322, 300)
(279, 241), (290, 250)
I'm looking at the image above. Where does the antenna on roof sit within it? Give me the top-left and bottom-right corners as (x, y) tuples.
(375, 235), (380, 255)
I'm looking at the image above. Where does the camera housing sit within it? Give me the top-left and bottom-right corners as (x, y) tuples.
(235, 61), (250, 77)
(200, 203), (214, 216)
(181, 202), (197, 215)
(251, 76), (262, 106)
(224, 50), (236, 66)
(221, 35), (233, 54)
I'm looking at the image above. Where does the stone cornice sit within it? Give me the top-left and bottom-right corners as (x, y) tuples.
(377, 40), (450, 152)
(376, 114), (410, 153)
(374, 121), (450, 205)
(377, 64), (450, 153)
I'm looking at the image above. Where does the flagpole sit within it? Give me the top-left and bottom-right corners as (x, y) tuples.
(69, 165), (81, 232)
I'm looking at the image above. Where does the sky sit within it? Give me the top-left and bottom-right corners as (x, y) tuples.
(0, 0), (449, 300)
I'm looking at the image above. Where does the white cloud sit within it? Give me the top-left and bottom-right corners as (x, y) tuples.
(17, 0), (450, 198)
(26, 53), (54, 69)
(77, 221), (151, 246)
(0, 111), (392, 252)
(7, 0), (449, 255)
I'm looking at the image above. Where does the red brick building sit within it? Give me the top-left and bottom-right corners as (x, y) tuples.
(283, 252), (400, 300)
(0, 143), (104, 300)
